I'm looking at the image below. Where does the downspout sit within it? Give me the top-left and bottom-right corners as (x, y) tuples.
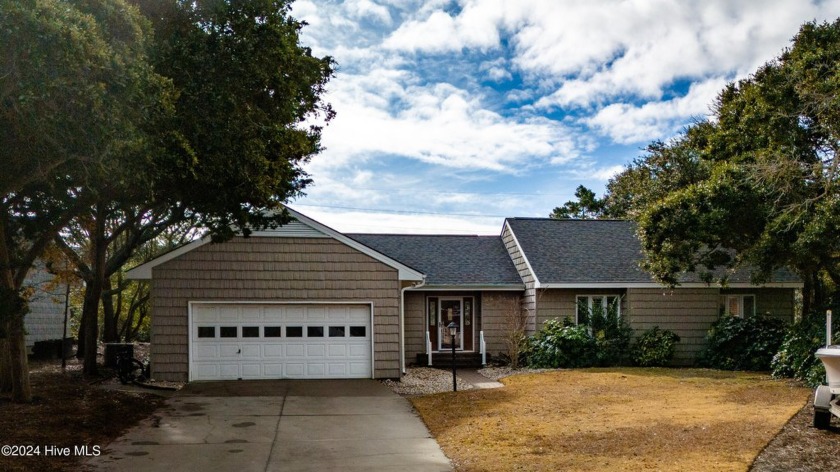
(401, 278), (426, 375)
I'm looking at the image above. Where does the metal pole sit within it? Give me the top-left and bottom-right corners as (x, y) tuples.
(452, 332), (457, 392)
(828, 310), (833, 347)
(61, 282), (70, 370)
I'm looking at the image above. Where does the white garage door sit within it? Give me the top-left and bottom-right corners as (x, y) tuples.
(190, 303), (372, 380)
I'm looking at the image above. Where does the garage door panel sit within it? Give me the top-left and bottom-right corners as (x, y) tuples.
(193, 306), (218, 323)
(286, 363), (305, 376)
(194, 345), (219, 360)
(306, 344), (326, 357)
(306, 363), (326, 376)
(349, 363), (368, 376)
(264, 344), (284, 357)
(219, 306), (240, 322)
(286, 344), (305, 357)
(241, 306), (262, 321)
(241, 364), (261, 378)
(219, 364), (239, 378)
(219, 345), (240, 358)
(264, 364), (283, 376)
(348, 344), (368, 357)
(240, 345), (261, 358)
(348, 306), (369, 322)
(306, 306), (326, 321)
(328, 345), (347, 357)
(190, 303), (371, 380)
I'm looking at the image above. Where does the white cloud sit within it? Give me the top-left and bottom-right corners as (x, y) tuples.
(316, 71), (584, 172)
(378, 0), (840, 108)
(479, 58), (512, 82)
(585, 78), (728, 144)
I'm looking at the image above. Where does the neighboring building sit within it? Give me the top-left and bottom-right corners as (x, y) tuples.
(23, 265), (69, 355)
(127, 209), (801, 382)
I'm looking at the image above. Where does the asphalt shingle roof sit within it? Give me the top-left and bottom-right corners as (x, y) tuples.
(505, 218), (801, 284)
(348, 234), (523, 286)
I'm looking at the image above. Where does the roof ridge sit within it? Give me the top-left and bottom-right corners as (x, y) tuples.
(506, 217), (632, 222)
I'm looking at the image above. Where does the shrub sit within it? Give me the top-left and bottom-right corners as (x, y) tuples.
(525, 319), (597, 368)
(771, 313), (839, 387)
(586, 304), (633, 366)
(698, 315), (786, 371)
(632, 327), (681, 367)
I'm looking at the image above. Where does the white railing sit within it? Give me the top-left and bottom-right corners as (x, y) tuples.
(480, 330), (487, 366)
(426, 330), (433, 366)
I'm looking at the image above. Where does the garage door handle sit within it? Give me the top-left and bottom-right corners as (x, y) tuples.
(237, 349), (241, 354)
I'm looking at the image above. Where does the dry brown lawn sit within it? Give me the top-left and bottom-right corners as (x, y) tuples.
(411, 368), (811, 471)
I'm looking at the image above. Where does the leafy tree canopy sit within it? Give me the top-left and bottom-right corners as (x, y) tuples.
(626, 20), (840, 304)
(550, 185), (608, 219)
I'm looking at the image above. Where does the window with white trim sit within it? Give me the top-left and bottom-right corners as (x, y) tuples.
(720, 295), (755, 317)
(576, 295), (621, 325)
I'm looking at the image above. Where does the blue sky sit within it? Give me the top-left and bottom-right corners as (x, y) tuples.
(289, 0), (840, 234)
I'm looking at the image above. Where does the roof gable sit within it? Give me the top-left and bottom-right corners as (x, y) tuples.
(125, 208), (424, 281)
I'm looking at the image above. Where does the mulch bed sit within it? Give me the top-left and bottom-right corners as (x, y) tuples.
(751, 396), (840, 471)
(0, 358), (167, 472)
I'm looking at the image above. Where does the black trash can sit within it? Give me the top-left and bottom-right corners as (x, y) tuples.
(104, 343), (134, 368)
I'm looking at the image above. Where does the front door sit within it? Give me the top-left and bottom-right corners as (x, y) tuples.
(427, 296), (474, 351)
(438, 298), (463, 350)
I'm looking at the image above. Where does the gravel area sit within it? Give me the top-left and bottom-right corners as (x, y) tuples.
(477, 365), (559, 380)
(382, 367), (474, 396)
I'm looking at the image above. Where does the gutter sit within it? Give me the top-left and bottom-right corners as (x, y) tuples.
(400, 278), (426, 375)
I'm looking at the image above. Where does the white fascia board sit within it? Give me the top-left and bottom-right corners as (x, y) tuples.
(502, 220), (541, 288)
(538, 282), (804, 289)
(408, 284), (526, 291)
(125, 238), (210, 280)
(283, 207), (424, 281)
(126, 207), (425, 282)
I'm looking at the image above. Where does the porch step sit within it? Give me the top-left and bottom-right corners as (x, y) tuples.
(415, 352), (483, 368)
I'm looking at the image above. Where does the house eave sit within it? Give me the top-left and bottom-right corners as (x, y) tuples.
(537, 282), (804, 289)
(407, 284), (525, 291)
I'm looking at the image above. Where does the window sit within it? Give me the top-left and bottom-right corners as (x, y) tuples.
(264, 326), (283, 337)
(307, 326), (324, 337)
(242, 326), (259, 338)
(576, 295), (621, 325)
(198, 326), (216, 338)
(220, 326), (237, 338)
(349, 326), (366, 337)
(286, 326), (303, 337)
(721, 295), (755, 317)
(329, 326), (345, 337)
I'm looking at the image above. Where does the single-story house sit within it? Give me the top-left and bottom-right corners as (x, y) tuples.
(24, 265), (70, 356)
(126, 208), (801, 382)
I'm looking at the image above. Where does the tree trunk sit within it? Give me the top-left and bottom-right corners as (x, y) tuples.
(0, 336), (11, 393)
(82, 205), (108, 375)
(802, 272), (812, 317)
(101, 278), (118, 343)
(76, 308), (87, 359)
(7, 314), (31, 402)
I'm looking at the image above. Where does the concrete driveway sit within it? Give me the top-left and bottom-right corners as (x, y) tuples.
(87, 380), (452, 471)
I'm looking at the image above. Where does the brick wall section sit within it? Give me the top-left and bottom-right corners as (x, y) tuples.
(150, 237), (401, 381)
(502, 224), (537, 333)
